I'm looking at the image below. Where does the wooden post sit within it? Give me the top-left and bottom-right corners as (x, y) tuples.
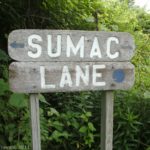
(30, 94), (41, 150)
(101, 91), (114, 150)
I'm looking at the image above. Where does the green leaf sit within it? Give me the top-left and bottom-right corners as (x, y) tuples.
(81, 114), (88, 122)
(48, 108), (59, 116)
(86, 17), (94, 22)
(39, 94), (50, 105)
(88, 122), (96, 131)
(9, 93), (28, 108)
(51, 130), (61, 142)
(0, 49), (9, 61)
(146, 147), (150, 150)
(72, 121), (79, 129)
(79, 126), (87, 133)
(51, 130), (70, 142)
(86, 112), (92, 117)
(52, 121), (64, 131)
(0, 79), (9, 95)
(144, 91), (150, 99)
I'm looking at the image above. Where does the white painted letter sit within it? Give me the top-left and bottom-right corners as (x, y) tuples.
(60, 66), (72, 87)
(107, 37), (119, 59)
(67, 35), (84, 58)
(93, 65), (106, 86)
(76, 65), (89, 86)
(48, 35), (61, 57)
(40, 66), (56, 89)
(28, 34), (42, 58)
(90, 37), (102, 58)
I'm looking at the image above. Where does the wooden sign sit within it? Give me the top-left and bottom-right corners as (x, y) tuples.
(8, 30), (135, 62)
(9, 62), (134, 93)
(8, 29), (135, 150)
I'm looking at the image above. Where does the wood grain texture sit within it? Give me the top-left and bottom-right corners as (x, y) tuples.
(9, 62), (135, 93)
(8, 30), (135, 62)
(101, 91), (114, 150)
(30, 94), (41, 150)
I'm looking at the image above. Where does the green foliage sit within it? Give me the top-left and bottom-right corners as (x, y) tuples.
(114, 93), (140, 149)
(42, 105), (96, 149)
(0, 79), (9, 95)
(0, 49), (9, 61)
(42, 0), (96, 30)
(114, 90), (150, 149)
(9, 93), (28, 108)
(0, 0), (149, 149)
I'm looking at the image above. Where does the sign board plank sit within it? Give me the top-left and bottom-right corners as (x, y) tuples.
(8, 30), (135, 62)
(9, 62), (134, 93)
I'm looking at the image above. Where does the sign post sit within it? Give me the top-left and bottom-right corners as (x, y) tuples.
(30, 94), (41, 150)
(8, 30), (135, 150)
(101, 91), (114, 150)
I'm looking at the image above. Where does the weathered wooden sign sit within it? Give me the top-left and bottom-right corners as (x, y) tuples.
(8, 29), (135, 150)
(8, 30), (135, 93)
(8, 30), (135, 62)
(9, 62), (134, 93)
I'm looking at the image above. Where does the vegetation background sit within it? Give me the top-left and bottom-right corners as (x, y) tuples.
(0, 0), (149, 149)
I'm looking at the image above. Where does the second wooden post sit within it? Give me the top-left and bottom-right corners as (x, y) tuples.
(101, 91), (114, 150)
